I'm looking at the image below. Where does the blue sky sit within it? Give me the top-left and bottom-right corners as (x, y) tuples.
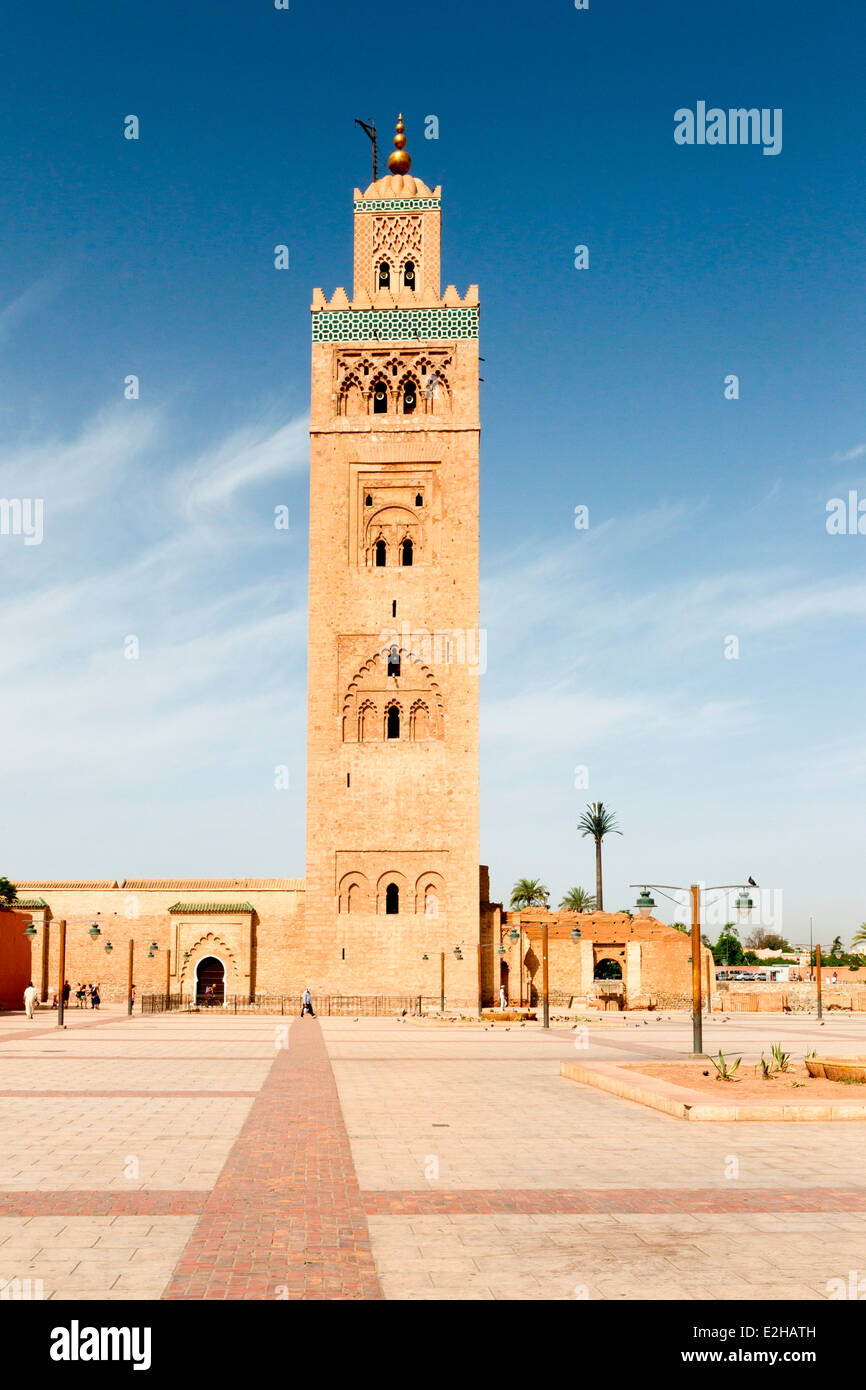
(1, 0), (864, 945)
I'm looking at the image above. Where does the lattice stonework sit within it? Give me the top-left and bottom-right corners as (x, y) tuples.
(354, 198), (441, 213)
(372, 215), (422, 268)
(312, 307), (479, 343)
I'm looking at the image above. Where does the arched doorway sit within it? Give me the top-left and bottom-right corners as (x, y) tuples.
(195, 956), (226, 1006)
(593, 956), (624, 1011)
(499, 959), (510, 1005)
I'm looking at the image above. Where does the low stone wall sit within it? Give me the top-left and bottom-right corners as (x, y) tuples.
(716, 981), (866, 1013)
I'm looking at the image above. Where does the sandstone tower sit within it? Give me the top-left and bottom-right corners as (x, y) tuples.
(305, 116), (481, 995)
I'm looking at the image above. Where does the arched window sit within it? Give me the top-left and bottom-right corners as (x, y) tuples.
(593, 958), (623, 980)
(386, 705), (400, 739)
(373, 383), (388, 414)
(401, 538), (413, 567)
(378, 262), (390, 289)
(424, 885), (439, 918)
(385, 882), (399, 914)
(415, 493), (423, 506)
(365, 494), (373, 506)
(403, 382), (417, 414)
(347, 884), (359, 913)
(403, 261), (416, 290)
(374, 539), (387, 567)
(387, 646), (401, 677)
(358, 701), (377, 741)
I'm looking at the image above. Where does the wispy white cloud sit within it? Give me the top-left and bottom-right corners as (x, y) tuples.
(0, 279), (58, 345)
(175, 415), (309, 519)
(831, 443), (866, 463)
(0, 402), (309, 806)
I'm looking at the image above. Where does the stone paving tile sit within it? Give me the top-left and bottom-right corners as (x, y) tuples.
(0, 1097), (250, 1191)
(0, 1058), (270, 1093)
(0, 1215), (197, 1300)
(361, 1187), (866, 1214)
(366, 1212), (863, 1300)
(329, 1025), (866, 1192)
(2, 1011), (864, 1302)
(164, 1019), (381, 1300)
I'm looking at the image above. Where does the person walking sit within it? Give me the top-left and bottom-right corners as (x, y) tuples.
(23, 982), (38, 1020)
(300, 986), (315, 1018)
(91, 984), (101, 1010)
(499, 985), (507, 1011)
(76, 983), (86, 1008)
(62, 981), (70, 1008)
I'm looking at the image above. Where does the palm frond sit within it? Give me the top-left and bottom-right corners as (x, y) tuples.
(576, 801), (622, 842)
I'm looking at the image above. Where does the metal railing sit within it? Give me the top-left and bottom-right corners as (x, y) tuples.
(140, 992), (423, 1016)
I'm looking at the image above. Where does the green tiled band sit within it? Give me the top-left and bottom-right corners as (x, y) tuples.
(354, 198), (441, 213)
(312, 306), (479, 343)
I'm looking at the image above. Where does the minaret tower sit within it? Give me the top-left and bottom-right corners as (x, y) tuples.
(305, 116), (481, 994)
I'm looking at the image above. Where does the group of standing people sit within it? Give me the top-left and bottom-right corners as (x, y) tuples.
(23, 982), (100, 1016)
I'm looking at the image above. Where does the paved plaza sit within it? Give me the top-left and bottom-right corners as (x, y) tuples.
(0, 1006), (864, 1300)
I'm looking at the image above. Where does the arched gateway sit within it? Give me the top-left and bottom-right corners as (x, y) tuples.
(195, 956), (226, 1006)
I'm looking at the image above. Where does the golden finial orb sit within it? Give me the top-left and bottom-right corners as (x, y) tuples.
(387, 113), (412, 175)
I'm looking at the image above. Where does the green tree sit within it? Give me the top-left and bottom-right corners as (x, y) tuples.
(0, 878), (17, 907)
(576, 802), (621, 912)
(713, 923), (745, 966)
(509, 878), (549, 910)
(559, 886), (596, 912)
(746, 927), (792, 952)
(830, 935), (844, 957)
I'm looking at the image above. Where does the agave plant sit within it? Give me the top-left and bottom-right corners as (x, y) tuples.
(758, 1053), (773, 1079)
(710, 1049), (741, 1081)
(770, 1042), (791, 1073)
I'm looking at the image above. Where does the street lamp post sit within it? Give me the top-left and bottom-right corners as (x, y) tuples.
(630, 881), (755, 1055)
(542, 920), (550, 1030)
(57, 920), (67, 1028)
(816, 942), (823, 1020)
(127, 939), (135, 1017)
(690, 885), (702, 1053)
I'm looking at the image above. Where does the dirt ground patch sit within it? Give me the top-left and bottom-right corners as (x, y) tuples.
(627, 1058), (866, 1102)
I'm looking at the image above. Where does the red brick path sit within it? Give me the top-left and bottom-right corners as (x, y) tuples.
(0, 1192), (207, 1215)
(163, 1018), (382, 1300)
(2, 1187), (864, 1221)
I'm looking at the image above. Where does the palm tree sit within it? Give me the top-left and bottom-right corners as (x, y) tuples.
(559, 886), (596, 912)
(576, 802), (621, 912)
(851, 924), (866, 955)
(0, 878), (17, 907)
(509, 878), (549, 910)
